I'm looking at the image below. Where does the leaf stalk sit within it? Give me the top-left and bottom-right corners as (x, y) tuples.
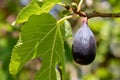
(77, 0), (84, 12)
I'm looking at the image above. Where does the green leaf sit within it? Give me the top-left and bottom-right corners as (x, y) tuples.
(64, 42), (73, 62)
(64, 20), (72, 62)
(15, 0), (61, 24)
(15, 0), (40, 24)
(64, 20), (72, 39)
(9, 13), (65, 80)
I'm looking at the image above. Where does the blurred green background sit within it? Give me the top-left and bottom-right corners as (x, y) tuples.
(0, 0), (120, 80)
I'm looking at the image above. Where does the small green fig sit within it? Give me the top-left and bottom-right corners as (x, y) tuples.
(72, 18), (96, 65)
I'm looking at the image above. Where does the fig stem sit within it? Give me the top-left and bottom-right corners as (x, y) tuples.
(77, 0), (84, 12)
(80, 17), (88, 23)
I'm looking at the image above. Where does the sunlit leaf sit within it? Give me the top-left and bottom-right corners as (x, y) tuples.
(9, 13), (65, 80)
(15, 0), (61, 24)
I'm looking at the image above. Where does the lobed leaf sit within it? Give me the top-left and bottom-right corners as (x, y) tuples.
(15, 0), (61, 24)
(9, 13), (65, 80)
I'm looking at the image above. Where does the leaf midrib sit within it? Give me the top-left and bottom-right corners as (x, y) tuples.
(49, 25), (58, 80)
(48, 23), (63, 80)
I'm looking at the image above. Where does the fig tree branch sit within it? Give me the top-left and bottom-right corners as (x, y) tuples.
(64, 6), (120, 19)
(75, 11), (120, 19)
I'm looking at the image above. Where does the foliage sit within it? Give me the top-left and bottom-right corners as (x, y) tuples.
(10, 13), (66, 80)
(10, 0), (67, 80)
(0, 0), (120, 80)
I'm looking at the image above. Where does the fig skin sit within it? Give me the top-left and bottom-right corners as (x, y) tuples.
(72, 19), (96, 65)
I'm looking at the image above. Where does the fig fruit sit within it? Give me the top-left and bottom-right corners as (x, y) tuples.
(72, 18), (96, 65)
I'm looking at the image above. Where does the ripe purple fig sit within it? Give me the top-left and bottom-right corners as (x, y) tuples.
(72, 17), (96, 65)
